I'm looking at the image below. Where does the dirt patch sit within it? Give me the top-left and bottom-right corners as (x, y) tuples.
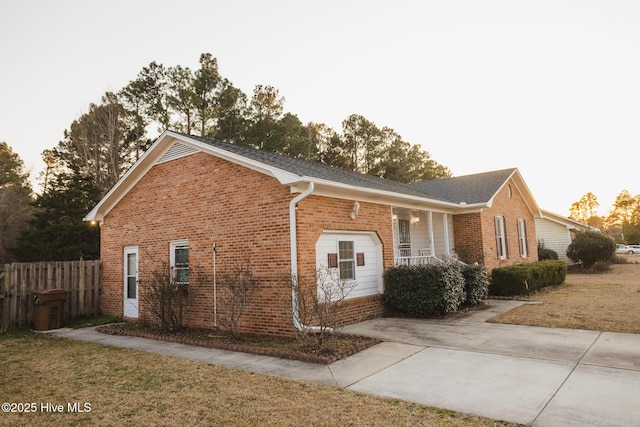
(488, 261), (640, 333)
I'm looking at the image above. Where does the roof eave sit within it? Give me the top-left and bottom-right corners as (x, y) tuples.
(295, 179), (484, 212)
(85, 131), (508, 222)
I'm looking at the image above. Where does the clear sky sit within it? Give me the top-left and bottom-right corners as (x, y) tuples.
(1, 0), (638, 217)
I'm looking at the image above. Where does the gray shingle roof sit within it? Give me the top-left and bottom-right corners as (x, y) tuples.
(409, 168), (517, 204)
(182, 133), (443, 200)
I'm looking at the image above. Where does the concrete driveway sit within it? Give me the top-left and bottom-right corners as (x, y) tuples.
(341, 300), (640, 426)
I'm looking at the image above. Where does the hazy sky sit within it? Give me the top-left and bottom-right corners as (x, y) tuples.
(1, 0), (638, 216)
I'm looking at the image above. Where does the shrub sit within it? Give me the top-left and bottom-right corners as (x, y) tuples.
(566, 231), (616, 269)
(537, 242), (559, 260)
(143, 263), (207, 332)
(291, 268), (357, 354)
(217, 257), (259, 338)
(384, 263), (465, 316)
(461, 263), (489, 305)
(490, 260), (567, 296)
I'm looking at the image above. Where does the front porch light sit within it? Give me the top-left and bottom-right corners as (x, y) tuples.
(351, 201), (360, 220)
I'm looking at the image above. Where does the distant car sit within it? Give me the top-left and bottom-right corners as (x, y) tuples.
(616, 244), (640, 254)
(628, 245), (640, 254)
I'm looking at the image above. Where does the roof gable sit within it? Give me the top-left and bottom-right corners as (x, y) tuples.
(410, 168), (517, 204)
(540, 209), (597, 231)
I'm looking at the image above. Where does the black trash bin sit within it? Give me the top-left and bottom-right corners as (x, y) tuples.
(32, 289), (67, 330)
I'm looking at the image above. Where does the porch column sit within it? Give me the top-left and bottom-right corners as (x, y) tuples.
(443, 213), (451, 255)
(428, 211), (435, 256)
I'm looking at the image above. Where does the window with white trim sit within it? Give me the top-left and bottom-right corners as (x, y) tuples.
(338, 241), (355, 281)
(495, 216), (507, 260)
(517, 219), (528, 258)
(170, 240), (189, 285)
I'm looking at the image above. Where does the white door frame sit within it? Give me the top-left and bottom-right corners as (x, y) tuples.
(123, 246), (139, 318)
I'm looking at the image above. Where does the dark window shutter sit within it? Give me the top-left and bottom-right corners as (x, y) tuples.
(356, 252), (365, 266)
(328, 253), (338, 268)
(522, 219), (529, 257)
(504, 217), (511, 258)
(494, 216), (501, 258)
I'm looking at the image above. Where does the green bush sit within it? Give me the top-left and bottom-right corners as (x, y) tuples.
(490, 260), (567, 296)
(537, 243), (559, 260)
(384, 264), (465, 316)
(461, 264), (489, 305)
(566, 231), (616, 269)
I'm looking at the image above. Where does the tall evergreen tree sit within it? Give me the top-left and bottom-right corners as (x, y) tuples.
(11, 167), (101, 262)
(0, 142), (33, 263)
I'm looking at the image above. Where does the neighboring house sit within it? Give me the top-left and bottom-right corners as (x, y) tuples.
(85, 131), (540, 336)
(536, 210), (594, 264)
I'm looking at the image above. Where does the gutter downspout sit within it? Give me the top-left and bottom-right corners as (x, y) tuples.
(289, 182), (320, 332)
(213, 243), (217, 328)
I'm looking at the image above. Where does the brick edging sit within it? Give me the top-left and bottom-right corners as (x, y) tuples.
(95, 325), (380, 364)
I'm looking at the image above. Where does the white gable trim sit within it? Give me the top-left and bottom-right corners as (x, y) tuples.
(84, 131), (303, 222)
(168, 132), (302, 184)
(84, 131), (510, 223)
(486, 169), (542, 218)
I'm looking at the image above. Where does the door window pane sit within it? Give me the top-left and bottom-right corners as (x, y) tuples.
(126, 253), (137, 298)
(127, 277), (137, 298)
(399, 219), (411, 244)
(127, 253), (136, 273)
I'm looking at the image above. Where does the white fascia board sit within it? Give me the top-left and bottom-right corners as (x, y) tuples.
(84, 130), (175, 222)
(539, 215), (578, 230)
(168, 132), (301, 184)
(487, 169), (542, 218)
(291, 178), (482, 214)
(540, 210), (587, 230)
(84, 131), (301, 222)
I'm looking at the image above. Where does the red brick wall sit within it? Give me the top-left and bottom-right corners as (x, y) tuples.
(453, 180), (538, 272)
(100, 149), (537, 335)
(101, 153), (296, 336)
(453, 212), (485, 264)
(100, 153), (395, 336)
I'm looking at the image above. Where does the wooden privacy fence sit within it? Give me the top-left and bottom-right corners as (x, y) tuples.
(0, 260), (101, 331)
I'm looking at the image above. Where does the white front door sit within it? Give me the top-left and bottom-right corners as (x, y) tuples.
(124, 246), (139, 318)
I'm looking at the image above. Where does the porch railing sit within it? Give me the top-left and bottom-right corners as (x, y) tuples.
(394, 253), (466, 267)
(394, 255), (445, 266)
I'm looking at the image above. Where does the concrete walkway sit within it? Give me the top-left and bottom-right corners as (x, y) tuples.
(49, 300), (640, 426)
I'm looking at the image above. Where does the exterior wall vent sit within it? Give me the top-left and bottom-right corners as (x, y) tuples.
(156, 143), (199, 164)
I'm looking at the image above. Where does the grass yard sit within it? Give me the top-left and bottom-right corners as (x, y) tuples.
(488, 261), (640, 333)
(0, 330), (520, 427)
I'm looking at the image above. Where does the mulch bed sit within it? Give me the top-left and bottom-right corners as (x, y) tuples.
(96, 324), (381, 364)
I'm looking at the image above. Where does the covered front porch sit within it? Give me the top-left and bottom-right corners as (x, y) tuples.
(392, 208), (460, 266)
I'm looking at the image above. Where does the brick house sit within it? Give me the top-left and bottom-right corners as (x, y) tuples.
(85, 131), (540, 336)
